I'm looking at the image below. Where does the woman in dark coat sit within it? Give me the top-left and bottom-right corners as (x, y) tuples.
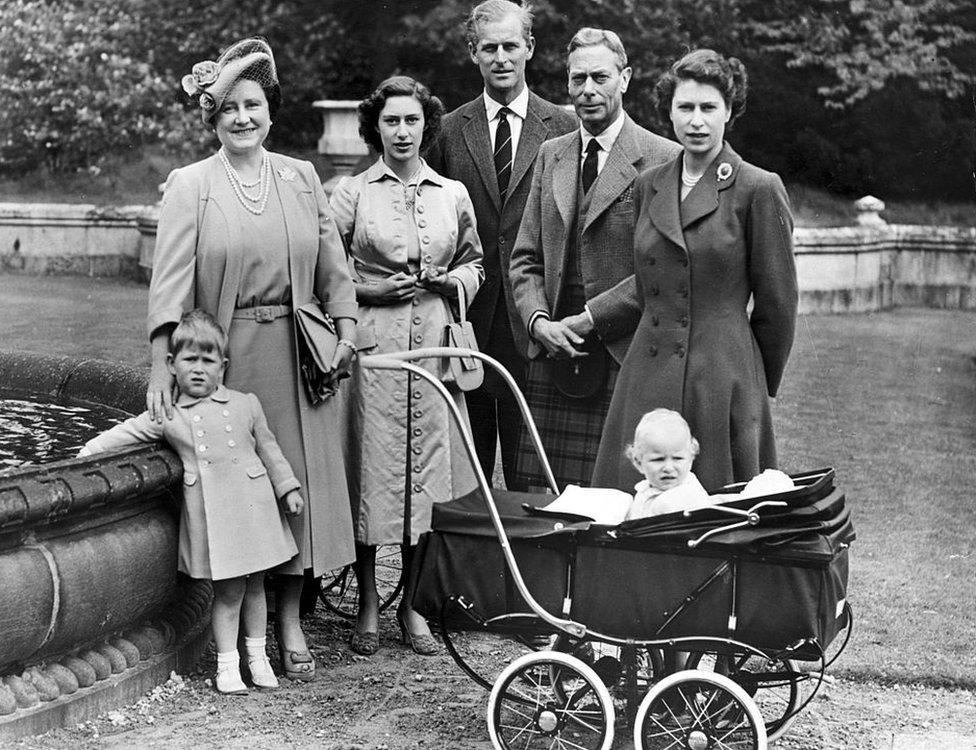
(592, 49), (797, 493)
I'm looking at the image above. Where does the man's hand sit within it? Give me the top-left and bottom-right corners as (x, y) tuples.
(560, 311), (594, 338)
(531, 318), (588, 359)
(282, 489), (305, 516)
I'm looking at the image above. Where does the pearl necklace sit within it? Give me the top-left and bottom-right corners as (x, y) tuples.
(681, 165), (704, 189)
(219, 148), (271, 215)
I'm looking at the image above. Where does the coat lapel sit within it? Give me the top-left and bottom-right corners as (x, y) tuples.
(649, 157), (686, 250)
(583, 116), (638, 233)
(680, 143), (741, 229)
(205, 156), (244, 332)
(552, 133), (581, 227)
(508, 93), (551, 201)
(461, 104), (501, 212)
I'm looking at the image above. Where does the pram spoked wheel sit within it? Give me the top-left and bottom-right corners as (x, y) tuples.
(318, 545), (404, 619)
(634, 669), (767, 750)
(488, 651), (615, 750)
(685, 652), (800, 742)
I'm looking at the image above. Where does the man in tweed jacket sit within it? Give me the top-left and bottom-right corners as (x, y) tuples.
(508, 27), (680, 490)
(426, 0), (576, 491)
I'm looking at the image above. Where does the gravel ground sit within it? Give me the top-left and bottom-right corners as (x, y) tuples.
(6, 607), (976, 750)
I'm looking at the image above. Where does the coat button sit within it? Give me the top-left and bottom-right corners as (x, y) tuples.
(413, 464), (422, 473)
(197, 444), (207, 452)
(680, 316), (689, 327)
(196, 430), (204, 437)
(413, 410), (423, 418)
(649, 345), (657, 356)
(422, 236), (431, 244)
(413, 483), (423, 493)
(418, 219), (427, 228)
(413, 428), (422, 437)
(417, 205), (424, 214)
(498, 236), (506, 245)
(222, 409), (229, 417)
(681, 258), (689, 267)
(232, 457), (239, 463)
(192, 415), (202, 422)
(676, 345), (686, 357)
(412, 446), (422, 455)
(413, 298), (421, 306)
(423, 254), (433, 263)
(225, 424), (233, 431)
(650, 285), (659, 296)
(413, 391), (422, 399)
(678, 287), (688, 297)
(413, 334), (423, 344)
(228, 439), (236, 447)
(413, 316), (422, 324)
(651, 315), (659, 326)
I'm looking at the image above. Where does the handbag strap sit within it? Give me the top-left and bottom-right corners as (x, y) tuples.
(454, 277), (468, 323)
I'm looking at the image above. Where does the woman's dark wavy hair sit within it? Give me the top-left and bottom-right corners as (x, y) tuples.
(357, 75), (444, 154)
(653, 49), (748, 130)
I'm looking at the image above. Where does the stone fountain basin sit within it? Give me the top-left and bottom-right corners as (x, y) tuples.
(0, 351), (210, 738)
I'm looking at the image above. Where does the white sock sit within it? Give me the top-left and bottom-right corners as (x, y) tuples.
(216, 649), (239, 670)
(244, 636), (267, 662)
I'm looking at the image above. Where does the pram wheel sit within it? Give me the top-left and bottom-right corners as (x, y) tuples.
(488, 651), (615, 750)
(634, 669), (767, 750)
(318, 545), (404, 619)
(685, 652), (799, 742)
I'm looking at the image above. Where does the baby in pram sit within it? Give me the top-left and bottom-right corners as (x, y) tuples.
(624, 409), (711, 520)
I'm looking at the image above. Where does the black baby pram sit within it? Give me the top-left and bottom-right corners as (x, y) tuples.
(361, 347), (854, 750)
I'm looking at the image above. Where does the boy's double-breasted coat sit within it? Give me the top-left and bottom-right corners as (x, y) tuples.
(592, 145), (798, 493)
(83, 386), (299, 580)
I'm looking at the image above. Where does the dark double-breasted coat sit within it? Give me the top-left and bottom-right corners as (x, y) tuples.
(592, 144), (798, 492)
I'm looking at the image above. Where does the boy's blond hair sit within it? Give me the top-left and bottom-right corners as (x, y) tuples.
(169, 309), (228, 360)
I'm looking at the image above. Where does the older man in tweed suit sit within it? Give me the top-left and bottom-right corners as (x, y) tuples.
(509, 27), (680, 490)
(426, 0), (576, 491)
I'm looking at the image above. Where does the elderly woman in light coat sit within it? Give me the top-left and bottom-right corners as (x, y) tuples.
(331, 76), (483, 657)
(147, 38), (357, 682)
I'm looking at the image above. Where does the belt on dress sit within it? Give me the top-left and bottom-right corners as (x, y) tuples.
(232, 304), (292, 323)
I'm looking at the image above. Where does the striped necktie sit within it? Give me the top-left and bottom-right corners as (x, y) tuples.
(494, 107), (513, 202)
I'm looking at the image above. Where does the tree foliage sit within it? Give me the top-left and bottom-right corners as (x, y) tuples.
(0, 0), (972, 199)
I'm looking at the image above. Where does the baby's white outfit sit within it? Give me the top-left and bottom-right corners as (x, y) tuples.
(625, 472), (710, 520)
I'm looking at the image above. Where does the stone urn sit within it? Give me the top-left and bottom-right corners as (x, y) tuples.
(312, 99), (371, 195)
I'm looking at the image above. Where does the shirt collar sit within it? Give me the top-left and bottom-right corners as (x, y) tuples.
(365, 157), (444, 187)
(176, 383), (231, 408)
(580, 110), (626, 155)
(483, 86), (530, 122)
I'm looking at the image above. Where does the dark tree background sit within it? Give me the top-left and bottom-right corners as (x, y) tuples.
(1, 0), (973, 200)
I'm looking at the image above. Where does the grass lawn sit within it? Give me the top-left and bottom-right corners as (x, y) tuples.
(2, 274), (975, 689)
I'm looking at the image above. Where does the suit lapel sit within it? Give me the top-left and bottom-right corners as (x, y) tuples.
(583, 116), (638, 233)
(461, 103), (501, 212)
(552, 134), (581, 227)
(508, 93), (549, 201)
(649, 158), (686, 250)
(680, 143), (741, 229)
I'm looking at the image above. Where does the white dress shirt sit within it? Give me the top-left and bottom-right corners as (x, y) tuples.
(484, 86), (530, 156)
(579, 110), (626, 177)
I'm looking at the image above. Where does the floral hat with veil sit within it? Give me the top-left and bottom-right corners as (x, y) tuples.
(181, 38), (278, 123)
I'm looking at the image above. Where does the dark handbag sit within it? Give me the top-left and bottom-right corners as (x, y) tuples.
(442, 280), (484, 392)
(295, 302), (340, 405)
(550, 332), (609, 400)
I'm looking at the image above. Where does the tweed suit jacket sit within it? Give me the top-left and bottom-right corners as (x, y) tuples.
(509, 114), (680, 363)
(426, 92), (577, 358)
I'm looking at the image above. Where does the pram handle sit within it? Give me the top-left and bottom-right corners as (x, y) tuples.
(685, 499), (789, 548)
(361, 349), (586, 639)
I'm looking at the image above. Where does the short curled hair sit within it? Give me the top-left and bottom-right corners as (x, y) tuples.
(465, 0), (534, 47)
(625, 408), (699, 471)
(653, 49), (748, 129)
(357, 75), (444, 154)
(566, 28), (628, 71)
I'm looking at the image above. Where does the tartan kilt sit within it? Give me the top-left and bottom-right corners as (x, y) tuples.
(514, 355), (619, 492)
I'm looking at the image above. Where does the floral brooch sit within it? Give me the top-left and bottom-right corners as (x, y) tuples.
(716, 162), (733, 181)
(277, 166), (297, 182)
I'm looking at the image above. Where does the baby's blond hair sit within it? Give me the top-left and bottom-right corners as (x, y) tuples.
(625, 408), (699, 470)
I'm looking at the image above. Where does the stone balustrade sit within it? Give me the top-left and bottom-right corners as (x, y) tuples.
(0, 200), (974, 315)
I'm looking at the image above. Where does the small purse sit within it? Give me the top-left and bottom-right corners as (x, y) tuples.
(550, 332), (610, 400)
(295, 302), (340, 406)
(442, 279), (484, 392)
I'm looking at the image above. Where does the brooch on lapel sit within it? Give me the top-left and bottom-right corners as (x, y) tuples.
(716, 162), (733, 181)
(277, 166), (297, 182)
